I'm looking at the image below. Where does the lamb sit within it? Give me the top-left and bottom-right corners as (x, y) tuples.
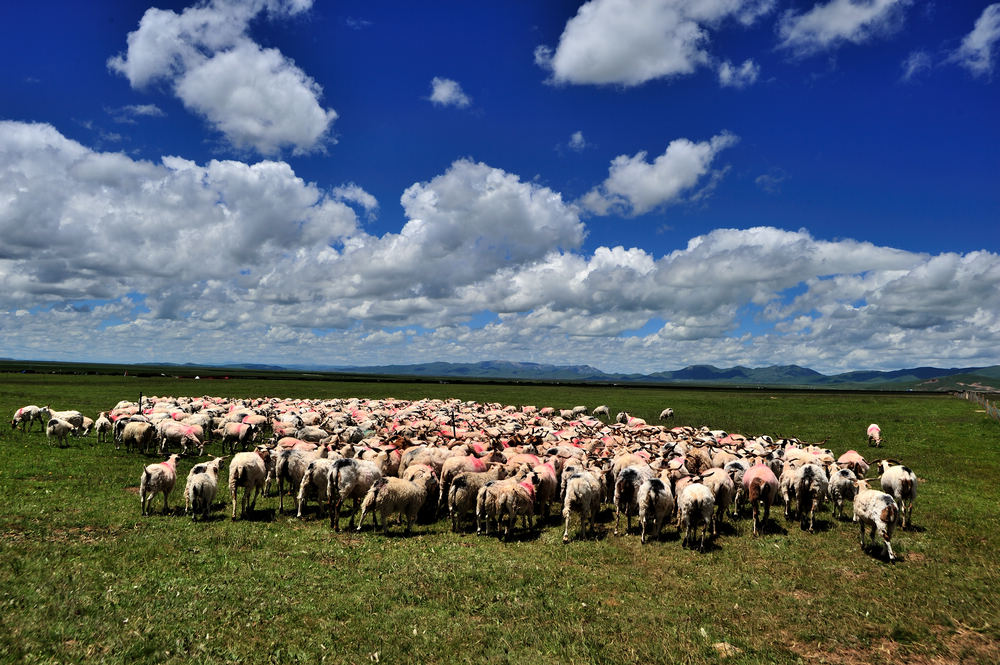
(355, 472), (435, 534)
(827, 467), (858, 520)
(659, 408), (675, 420)
(743, 462), (779, 536)
(867, 423), (882, 447)
(228, 447), (270, 520)
(614, 465), (655, 536)
(447, 464), (509, 532)
(853, 479), (899, 561)
(46, 418), (74, 447)
(637, 477), (674, 544)
(561, 470), (602, 543)
(184, 456), (226, 521)
(327, 454), (387, 531)
(876, 459), (917, 529)
(94, 413), (113, 444)
(678, 481), (715, 551)
(140, 454), (180, 516)
(792, 463), (829, 532)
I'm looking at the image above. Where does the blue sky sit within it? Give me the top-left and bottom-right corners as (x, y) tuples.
(1, 0), (998, 373)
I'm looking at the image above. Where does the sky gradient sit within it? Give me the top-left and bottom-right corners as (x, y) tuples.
(1, 0), (998, 374)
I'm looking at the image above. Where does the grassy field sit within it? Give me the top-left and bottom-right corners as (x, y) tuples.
(1, 373), (998, 664)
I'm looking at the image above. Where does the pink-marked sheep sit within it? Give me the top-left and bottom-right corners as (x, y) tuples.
(184, 456), (226, 521)
(327, 454), (387, 531)
(836, 450), (869, 478)
(867, 423), (882, 447)
(497, 474), (538, 540)
(219, 422), (257, 453)
(437, 450), (501, 514)
(46, 418), (74, 447)
(140, 454), (180, 516)
(875, 459), (917, 529)
(638, 477), (674, 544)
(853, 479), (899, 561)
(355, 472), (436, 534)
(561, 470), (602, 543)
(743, 462), (779, 536)
(158, 422), (204, 456)
(678, 481), (715, 551)
(229, 447), (270, 520)
(448, 464), (509, 532)
(476, 466), (532, 537)
(11, 405), (44, 432)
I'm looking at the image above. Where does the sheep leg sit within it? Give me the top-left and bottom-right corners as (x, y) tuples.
(614, 508), (621, 536)
(162, 491), (169, 515)
(562, 508), (571, 543)
(882, 532), (895, 561)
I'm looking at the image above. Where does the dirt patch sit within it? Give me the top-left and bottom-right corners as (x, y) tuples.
(124, 486), (140, 494)
(784, 624), (1000, 664)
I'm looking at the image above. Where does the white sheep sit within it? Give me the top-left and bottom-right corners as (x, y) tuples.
(827, 467), (858, 520)
(229, 447), (270, 520)
(327, 454), (386, 531)
(94, 413), (113, 444)
(448, 464), (509, 532)
(678, 481), (715, 551)
(11, 405), (44, 432)
(876, 460), (917, 529)
(659, 408), (675, 420)
(296, 457), (338, 519)
(614, 465), (655, 536)
(853, 480), (899, 561)
(274, 447), (327, 514)
(46, 418), (74, 447)
(140, 454), (180, 516)
(592, 405), (610, 418)
(561, 470), (602, 543)
(701, 468), (734, 536)
(355, 472), (435, 534)
(637, 477), (674, 544)
(793, 463), (829, 532)
(184, 456), (226, 521)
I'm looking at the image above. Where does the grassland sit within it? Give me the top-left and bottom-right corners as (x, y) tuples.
(1, 372), (998, 664)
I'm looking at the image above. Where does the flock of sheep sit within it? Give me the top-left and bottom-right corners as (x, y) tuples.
(11, 396), (917, 560)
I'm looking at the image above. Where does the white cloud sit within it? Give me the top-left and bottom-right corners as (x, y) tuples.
(107, 0), (336, 156)
(3, 121), (1000, 374)
(582, 132), (738, 216)
(777, 0), (911, 56)
(428, 77), (471, 108)
(535, 0), (774, 87)
(569, 131), (587, 151)
(900, 50), (933, 81)
(952, 3), (1000, 78)
(718, 58), (760, 87)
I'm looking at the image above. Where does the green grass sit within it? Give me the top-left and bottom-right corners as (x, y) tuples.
(1, 373), (998, 664)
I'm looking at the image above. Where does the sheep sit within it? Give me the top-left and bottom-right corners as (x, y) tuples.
(79, 416), (94, 437)
(561, 470), (602, 543)
(659, 408), (675, 420)
(40, 408), (84, 434)
(700, 468), (734, 536)
(476, 466), (531, 537)
(637, 477), (674, 544)
(792, 463), (829, 532)
(448, 464), (509, 532)
(571, 405), (588, 417)
(184, 456), (226, 521)
(220, 422), (257, 453)
(140, 454), (180, 516)
(827, 467), (858, 520)
(836, 450), (869, 478)
(11, 405), (44, 432)
(723, 459), (749, 517)
(592, 405), (610, 418)
(867, 423), (882, 447)
(401, 463), (440, 523)
(531, 461), (559, 521)
(158, 422), (204, 456)
(614, 465), (655, 536)
(743, 462), (779, 536)
(355, 472), (435, 534)
(496, 473), (538, 540)
(327, 454), (386, 531)
(273, 447), (327, 514)
(875, 459), (917, 529)
(228, 447), (270, 520)
(121, 421), (156, 454)
(853, 479), (899, 561)
(296, 457), (338, 519)
(678, 481), (715, 551)
(94, 413), (113, 444)
(45, 418), (74, 447)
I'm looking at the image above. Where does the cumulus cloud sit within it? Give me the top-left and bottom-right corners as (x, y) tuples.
(428, 77), (471, 108)
(718, 58), (760, 87)
(535, 0), (774, 87)
(951, 3), (1000, 78)
(582, 132), (738, 216)
(3, 121), (1000, 373)
(777, 0), (911, 56)
(107, 0), (336, 156)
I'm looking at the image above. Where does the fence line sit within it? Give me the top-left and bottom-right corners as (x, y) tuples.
(958, 391), (1000, 422)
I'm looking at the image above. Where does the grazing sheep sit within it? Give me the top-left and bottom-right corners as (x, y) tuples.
(793, 463), (829, 532)
(659, 408), (675, 420)
(853, 480), (899, 561)
(637, 477), (674, 544)
(229, 447), (270, 520)
(571, 405), (588, 417)
(11, 405), (44, 432)
(184, 456), (226, 521)
(678, 481), (715, 551)
(876, 460), (917, 529)
(140, 454), (180, 516)
(328, 454), (387, 531)
(614, 465), (655, 536)
(592, 405), (610, 418)
(743, 462), (779, 536)
(448, 465), (509, 532)
(159, 422), (204, 456)
(828, 467), (858, 520)
(46, 418), (74, 447)
(220, 422), (257, 453)
(355, 472), (435, 534)
(867, 423), (882, 447)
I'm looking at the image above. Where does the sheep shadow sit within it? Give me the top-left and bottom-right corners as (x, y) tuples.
(239, 508), (276, 522)
(861, 543), (900, 563)
(759, 519), (788, 536)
